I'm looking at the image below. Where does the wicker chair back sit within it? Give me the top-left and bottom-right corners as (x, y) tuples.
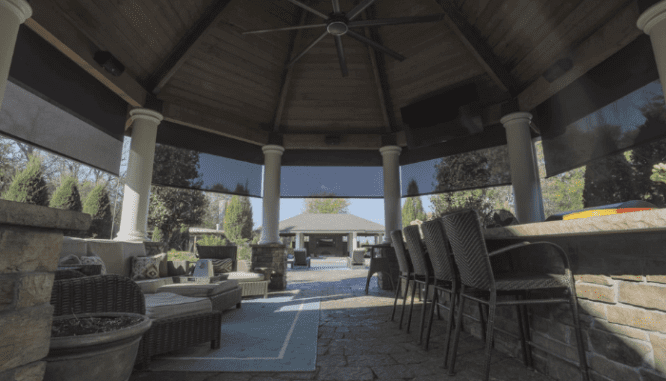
(390, 230), (413, 275)
(294, 249), (309, 265)
(421, 219), (457, 282)
(350, 249), (366, 265)
(196, 244), (238, 272)
(441, 209), (494, 290)
(403, 225), (431, 277)
(51, 274), (146, 316)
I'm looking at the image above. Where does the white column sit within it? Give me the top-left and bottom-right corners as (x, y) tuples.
(352, 231), (358, 250)
(638, 2), (666, 97)
(259, 145), (284, 244)
(347, 232), (353, 255)
(0, 0), (31, 109)
(115, 108), (163, 241)
(500, 112), (545, 223)
(295, 232), (303, 249)
(380, 146), (402, 244)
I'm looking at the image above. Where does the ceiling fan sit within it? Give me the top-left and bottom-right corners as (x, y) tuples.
(242, 0), (447, 77)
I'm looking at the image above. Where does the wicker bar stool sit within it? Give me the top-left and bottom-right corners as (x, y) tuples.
(402, 225), (440, 344)
(389, 230), (415, 330)
(441, 209), (589, 381)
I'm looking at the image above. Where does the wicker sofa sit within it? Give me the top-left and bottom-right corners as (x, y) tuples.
(195, 244), (270, 298)
(50, 274), (222, 368)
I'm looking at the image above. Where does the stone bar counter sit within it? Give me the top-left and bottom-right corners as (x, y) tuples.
(0, 200), (91, 380)
(449, 209), (666, 381)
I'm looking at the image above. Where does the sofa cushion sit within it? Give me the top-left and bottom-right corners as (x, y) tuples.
(131, 256), (162, 280)
(143, 292), (212, 319)
(135, 277), (174, 294)
(80, 253), (107, 275)
(217, 271), (265, 283)
(156, 280), (240, 297)
(152, 253), (168, 278)
(58, 254), (81, 266)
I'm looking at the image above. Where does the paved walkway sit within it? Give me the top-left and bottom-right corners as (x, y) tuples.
(130, 261), (552, 381)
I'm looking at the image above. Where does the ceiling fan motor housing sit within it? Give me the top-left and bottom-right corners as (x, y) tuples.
(327, 13), (348, 35)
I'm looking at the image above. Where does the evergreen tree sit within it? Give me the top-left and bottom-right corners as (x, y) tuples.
(3, 154), (49, 206)
(152, 226), (163, 243)
(402, 180), (427, 227)
(49, 176), (82, 212)
(223, 195), (254, 245)
(82, 183), (113, 239)
(303, 192), (350, 214)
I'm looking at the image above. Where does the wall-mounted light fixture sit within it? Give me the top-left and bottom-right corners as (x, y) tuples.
(94, 51), (125, 77)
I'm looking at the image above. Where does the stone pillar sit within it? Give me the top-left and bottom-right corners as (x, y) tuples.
(500, 112), (545, 223)
(295, 232), (303, 249)
(251, 244), (286, 290)
(0, 200), (91, 381)
(0, 0), (31, 109)
(638, 2), (666, 97)
(115, 109), (163, 242)
(380, 146), (402, 243)
(259, 145), (284, 244)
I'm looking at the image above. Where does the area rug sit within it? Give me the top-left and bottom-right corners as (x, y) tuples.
(148, 296), (320, 372)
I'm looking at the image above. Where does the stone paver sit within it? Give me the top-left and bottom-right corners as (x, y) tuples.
(130, 263), (556, 381)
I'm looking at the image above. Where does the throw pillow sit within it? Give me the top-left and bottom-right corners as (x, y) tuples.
(131, 256), (160, 280)
(152, 253), (168, 278)
(210, 258), (233, 274)
(81, 253), (107, 275)
(58, 254), (82, 267)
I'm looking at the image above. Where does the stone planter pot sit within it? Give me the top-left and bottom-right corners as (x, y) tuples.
(44, 312), (152, 381)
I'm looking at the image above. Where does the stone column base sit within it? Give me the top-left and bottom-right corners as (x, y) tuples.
(251, 243), (287, 290)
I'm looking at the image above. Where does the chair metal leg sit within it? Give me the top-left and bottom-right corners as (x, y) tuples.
(447, 285), (467, 376)
(568, 286), (590, 381)
(478, 302), (488, 343)
(515, 295), (530, 368)
(406, 279), (418, 334)
(424, 286), (438, 351)
(391, 276), (402, 322)
(442, 287), (457, 369)
(419, 282), (431, 344)
(399, 277), (410, 330)
(482, 291), (498, 381)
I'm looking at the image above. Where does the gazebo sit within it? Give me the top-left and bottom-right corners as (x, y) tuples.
(2, 1), (666, 379)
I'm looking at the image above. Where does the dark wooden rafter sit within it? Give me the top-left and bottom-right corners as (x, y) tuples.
(273, 8), (308, 132)
(435, 0), (520, 97)
(364, 5), (397, 134)
(145, 0), (234, 95)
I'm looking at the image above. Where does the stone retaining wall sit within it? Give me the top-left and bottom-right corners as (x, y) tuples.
(0, 200), (90, 380)
(458, 225), (666, 381)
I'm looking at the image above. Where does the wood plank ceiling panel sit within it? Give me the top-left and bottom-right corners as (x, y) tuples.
(375, 0), (487, 126)
(510, 0), (632, 87)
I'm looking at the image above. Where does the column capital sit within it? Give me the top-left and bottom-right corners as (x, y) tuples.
(129, 108), (163, 124)
(379, 145), (402, 156)
(1, 0), (32, 23)
(262, 145), (285, 155)
(500, 111), (533, 127)
(638, 1), (666, 35)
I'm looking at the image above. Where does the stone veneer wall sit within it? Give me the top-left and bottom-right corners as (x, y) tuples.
(0, 200), (90, 381)
(437, 210), (666, 381)
(251, 243), (287, 290)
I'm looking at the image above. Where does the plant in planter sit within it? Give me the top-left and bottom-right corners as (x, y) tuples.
(45, 312), (152, 381)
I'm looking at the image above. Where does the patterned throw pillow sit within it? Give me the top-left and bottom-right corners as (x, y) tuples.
(131, 256), (160, 280)
(210, 258), (233, 274)
(80, 253), (107, 275)
(58, 254), (82, 267)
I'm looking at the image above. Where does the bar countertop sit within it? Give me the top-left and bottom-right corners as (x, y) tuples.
(483, 209), (666, 239)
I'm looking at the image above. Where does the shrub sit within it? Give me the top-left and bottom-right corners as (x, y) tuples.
(198, 234), (227, 246)
(49, 176), (82, 212)
(152, 226), (163, 243)
(3, 155), (49, 206)
(82, 184), (112, 239)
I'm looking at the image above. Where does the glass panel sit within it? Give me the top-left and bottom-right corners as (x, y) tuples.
(400, 145), (512, 197)
(542, 79), (665, 177)
(280, 166), (384, 198)
(0, 81), (122, 175)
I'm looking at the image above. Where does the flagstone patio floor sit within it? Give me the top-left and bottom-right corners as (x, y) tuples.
(130, 259), (554, 381)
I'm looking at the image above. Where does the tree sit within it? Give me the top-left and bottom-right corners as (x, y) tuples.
(82, 183), (113, 239)
(148, 144), (207, 249)
(402, 179), (427, 227)
(223, 195), (254, 244)
(49, 176), (82, 212)
(303, 192), (350, 214)
(3, 154), (49, 206)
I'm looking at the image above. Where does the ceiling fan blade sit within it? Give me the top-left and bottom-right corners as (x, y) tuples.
(288, 30), (329, 67)
(332, 0), (341, 13)
(334, 35), (349, 77)
(348, 14), (446, 28)
(346, 30), (405, 61)
(242, 23), (327, 35)
(347, 0), (375, 20)
(285, 0), (329, 20)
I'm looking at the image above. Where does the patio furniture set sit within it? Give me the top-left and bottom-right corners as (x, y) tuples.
(388, 209), (589, 381)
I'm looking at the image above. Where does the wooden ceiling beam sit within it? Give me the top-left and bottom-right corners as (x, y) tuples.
(434, 0), (520, 97)
(273, 8), (308, 132)
(24, 0), (147, 108)
(517, 1), (642, 112)
(146, 0), (234, 95)
(363, 6), (397, 134)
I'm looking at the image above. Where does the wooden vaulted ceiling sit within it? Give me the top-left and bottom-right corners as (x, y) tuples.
(24, 0), (642, 151)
